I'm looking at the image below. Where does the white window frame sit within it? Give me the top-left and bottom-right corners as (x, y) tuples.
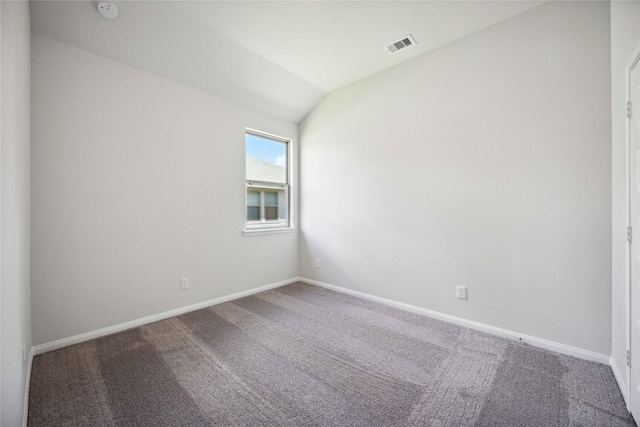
(244, 129), (293, 235)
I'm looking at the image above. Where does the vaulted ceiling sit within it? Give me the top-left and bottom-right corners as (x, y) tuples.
(30, 1), (544, 122)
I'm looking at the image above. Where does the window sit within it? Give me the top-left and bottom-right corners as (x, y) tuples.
(245, 130), (290, 230)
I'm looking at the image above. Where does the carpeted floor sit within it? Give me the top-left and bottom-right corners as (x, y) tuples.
(28, 282), (636, 426)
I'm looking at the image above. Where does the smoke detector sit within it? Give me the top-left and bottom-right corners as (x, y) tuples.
(97, 2), (118, 19)
(385, 35), (417, 54)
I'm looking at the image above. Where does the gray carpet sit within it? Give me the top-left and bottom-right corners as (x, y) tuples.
(28, 282), (636, 426)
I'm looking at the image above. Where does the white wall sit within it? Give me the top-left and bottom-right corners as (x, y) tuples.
(1, 1), (31, 425)
(611, 0), (640, 398)
(300, 1), (611, 354)
(31, 35), (299, 346)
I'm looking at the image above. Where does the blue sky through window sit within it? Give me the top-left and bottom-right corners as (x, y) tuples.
(246, 133), (287, 167)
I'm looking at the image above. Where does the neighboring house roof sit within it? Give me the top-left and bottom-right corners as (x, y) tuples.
(247, 156), (286, 184)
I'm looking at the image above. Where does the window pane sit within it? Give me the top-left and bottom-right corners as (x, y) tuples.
(277, 190), (287, 222)
(264, 191), (278, 205)
(247, 190), (260, 205)
(247, 206), (260, 221)
(245, 130), (290, 230)
(265, 206), (278, 220)
(246, 133), (287, 184)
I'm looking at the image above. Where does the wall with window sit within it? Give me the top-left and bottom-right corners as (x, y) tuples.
(300, 1), (611, 354)
(31, 34), (299, 346)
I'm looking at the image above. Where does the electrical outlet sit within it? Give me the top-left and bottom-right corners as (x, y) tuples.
(181, 277), (190, 290)
(456, 286), (467, 300)
(315, 259), (321, 269)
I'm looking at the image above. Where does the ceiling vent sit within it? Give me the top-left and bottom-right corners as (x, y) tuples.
(385, 35), (417, 54)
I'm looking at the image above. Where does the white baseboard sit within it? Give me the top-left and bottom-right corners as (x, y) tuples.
(23, 345), (35, 427)
(33, 277), (301, 355)
(31, 274), (612, 366)
(610, 357), (630, 410)
(25, 276), (620, 422)
(301, 277), (611, 365)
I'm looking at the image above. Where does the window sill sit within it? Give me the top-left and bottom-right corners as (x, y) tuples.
(243, 227), (296, 237)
